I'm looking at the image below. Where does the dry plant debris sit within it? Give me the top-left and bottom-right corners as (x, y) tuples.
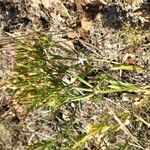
(0, 0), (150, 149)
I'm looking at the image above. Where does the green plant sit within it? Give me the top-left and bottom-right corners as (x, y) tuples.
(122, 25), (142, 45)
(10, 33), (150, 150)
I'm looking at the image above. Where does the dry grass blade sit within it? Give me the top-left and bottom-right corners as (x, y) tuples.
(107, 105), (144, 150)
(134, 114), (150, 128)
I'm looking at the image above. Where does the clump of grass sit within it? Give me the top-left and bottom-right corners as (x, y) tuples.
(11, 33), (80, 113)
(10, 32), (150, 149)
(28, 139), (57, 150)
